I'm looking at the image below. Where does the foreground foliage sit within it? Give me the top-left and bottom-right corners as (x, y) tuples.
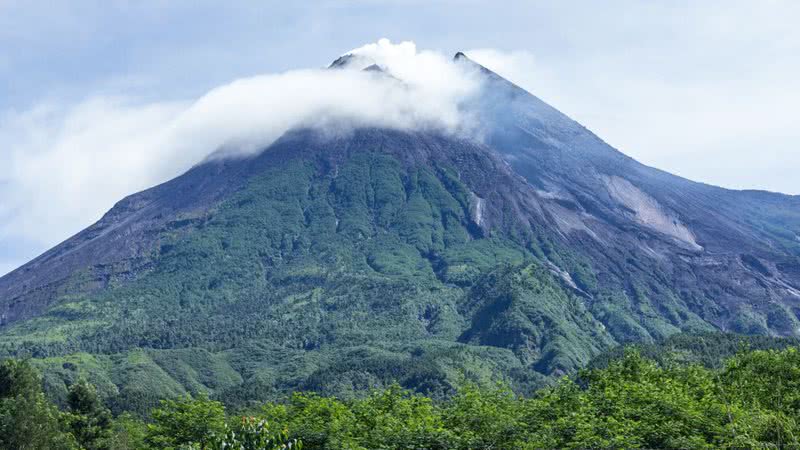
(3, 345), (800, 449)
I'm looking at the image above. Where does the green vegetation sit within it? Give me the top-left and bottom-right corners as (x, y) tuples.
(4, 341), (800, 449)
(0, 152), (621, 412)
(589, 331), (800, 370)
(0, 359), (298, 450)
(66, 379), (114, 449)
(0, 359), (77, 449)
(2, 149), (795, 418)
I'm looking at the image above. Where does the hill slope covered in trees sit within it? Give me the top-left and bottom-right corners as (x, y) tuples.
(4, 340), (800, 449)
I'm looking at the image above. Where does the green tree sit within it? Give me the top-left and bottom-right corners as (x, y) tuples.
(520, 351), (730, 449)
(261, 392), (358, 449)
(0, 359), (77, 450)
(105, 413), (148, 450)
(146, 393), (226, 450)
(66, 379), (113, 449)
(349, 384), (450, 449)
(262, 385), (450, 450)
(207, 417), (300, 450)
(720, 348), (800, 447)
(443, 382), (524, 449)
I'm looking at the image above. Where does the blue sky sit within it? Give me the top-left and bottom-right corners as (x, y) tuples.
(1, 0), (799, 275)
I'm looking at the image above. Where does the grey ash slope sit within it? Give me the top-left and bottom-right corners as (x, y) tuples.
(1, 53), (799, 408)
(456, 52), (800, 336)
(0, 157), (252, 326)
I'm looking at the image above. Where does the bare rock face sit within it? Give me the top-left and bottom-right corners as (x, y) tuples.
(602, 175), (701, 250)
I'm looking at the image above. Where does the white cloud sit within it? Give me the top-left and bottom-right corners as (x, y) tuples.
(3, 21), (799, 277)
(0, 39), (482, 274)
(0, 98), (187, 242)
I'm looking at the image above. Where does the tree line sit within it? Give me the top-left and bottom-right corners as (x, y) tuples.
(2, 346), (800, 449)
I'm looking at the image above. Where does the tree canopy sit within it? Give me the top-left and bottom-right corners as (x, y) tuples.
(3, 345), (800, 449)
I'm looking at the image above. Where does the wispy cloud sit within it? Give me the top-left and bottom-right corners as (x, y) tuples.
(2, 2), (799, 277)
(0, 39), (483, 275)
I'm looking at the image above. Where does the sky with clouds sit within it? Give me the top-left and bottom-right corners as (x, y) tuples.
(1, 0), (799, 276)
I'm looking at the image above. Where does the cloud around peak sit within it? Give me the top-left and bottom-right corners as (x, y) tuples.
(0, 39), (491, 273)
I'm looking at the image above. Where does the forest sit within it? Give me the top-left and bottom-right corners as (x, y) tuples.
(3, 336), (800, 449)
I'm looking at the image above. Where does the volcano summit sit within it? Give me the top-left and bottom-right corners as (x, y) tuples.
(2, 42), (799, 411)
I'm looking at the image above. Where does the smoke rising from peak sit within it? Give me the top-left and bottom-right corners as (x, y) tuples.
(0, 39), (487, 273)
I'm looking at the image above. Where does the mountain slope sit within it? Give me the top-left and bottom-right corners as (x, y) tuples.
(1, 53), (799, 412)
(458, 53), (800, 337)
(2, 127), (609, 410)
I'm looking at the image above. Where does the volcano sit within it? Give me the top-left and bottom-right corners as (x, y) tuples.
(2, 51), (799, 411)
